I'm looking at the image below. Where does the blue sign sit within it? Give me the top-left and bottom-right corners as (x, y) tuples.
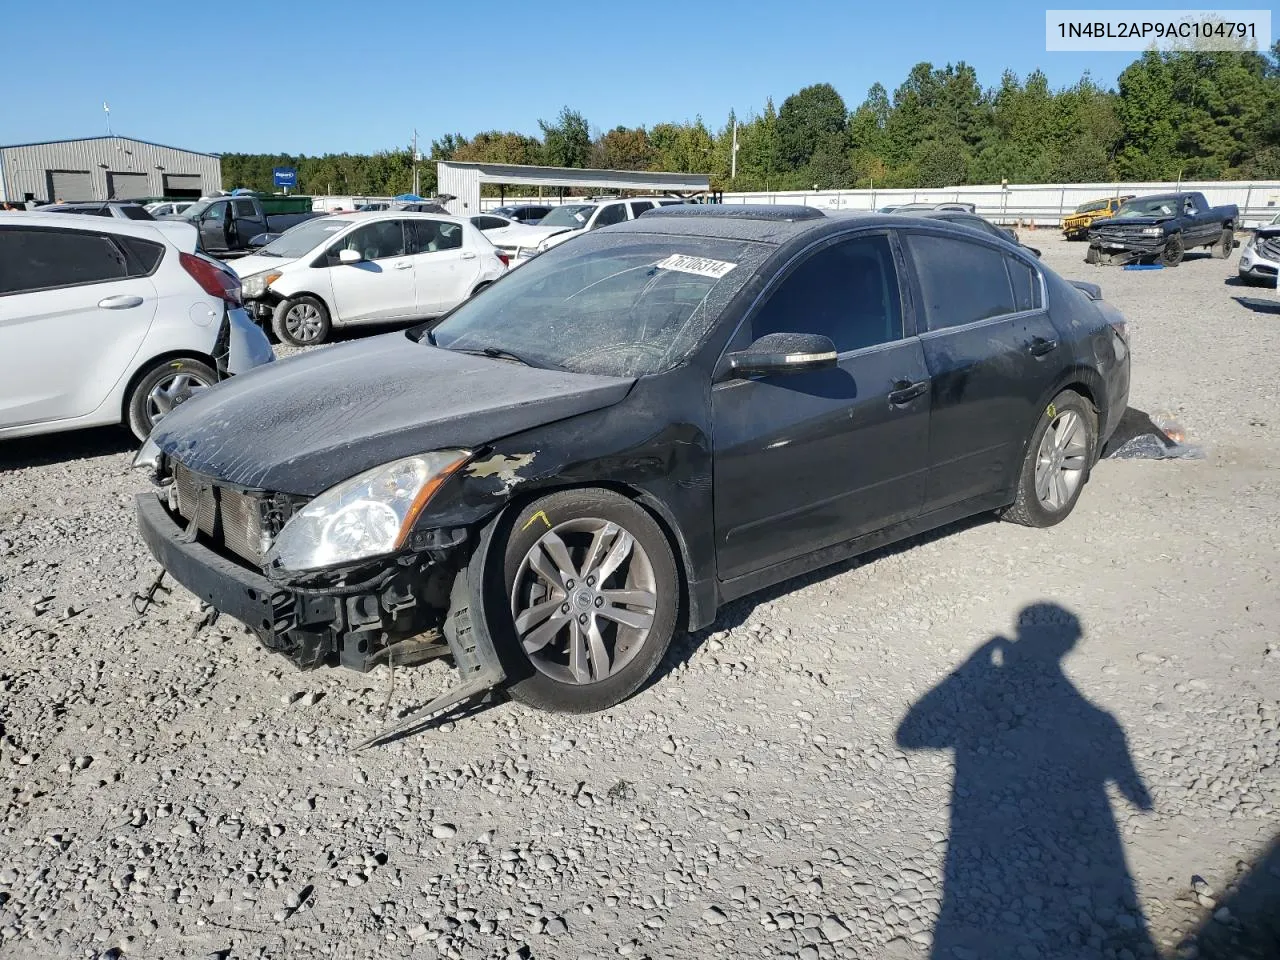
(273, 166), (297, 188)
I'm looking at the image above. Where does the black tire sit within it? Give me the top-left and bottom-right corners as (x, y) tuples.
(1085, 245), (1100, 265)
(272, 295), (331, 346)
(125, 357), (217, 441)
(484, 489), (680, 713)
(1211, 227), (1234, 259)
(1003, 390), (1097, 529)
(1160, 233), (1185, 267)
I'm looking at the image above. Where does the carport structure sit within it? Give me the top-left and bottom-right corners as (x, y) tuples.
(435, 161), (710, 215)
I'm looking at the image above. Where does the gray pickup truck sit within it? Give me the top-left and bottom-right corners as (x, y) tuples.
(163, 195), (319, 258)
(1086, 192), (1238, 266)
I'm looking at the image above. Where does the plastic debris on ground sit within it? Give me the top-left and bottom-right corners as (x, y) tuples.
(1105, 410), (1205, 460)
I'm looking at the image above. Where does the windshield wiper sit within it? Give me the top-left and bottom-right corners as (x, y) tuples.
(449, 345), (545, 368)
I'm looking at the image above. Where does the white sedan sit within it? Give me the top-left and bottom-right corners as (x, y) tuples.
(0, 212), (274, 441)
(468, 213), (562, 260)
(233, 212), (508, 346)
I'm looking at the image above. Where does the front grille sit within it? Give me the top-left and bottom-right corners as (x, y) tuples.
(1259, 236), (1280, 261)
(1092, 226), (1149, 243)
(172, 462), (267, 564)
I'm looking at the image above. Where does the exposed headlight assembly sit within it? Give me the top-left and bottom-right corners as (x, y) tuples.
(1141, 227), (1164, 237)
(265, 451), (470, 572)
(241, 270), (283, 299)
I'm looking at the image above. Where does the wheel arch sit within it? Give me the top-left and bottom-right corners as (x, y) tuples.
(476, 478), (705, 634)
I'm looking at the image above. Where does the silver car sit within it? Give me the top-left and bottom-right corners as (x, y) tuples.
(1239, 213), (1280, 286)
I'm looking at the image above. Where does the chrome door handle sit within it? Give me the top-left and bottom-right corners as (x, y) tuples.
(98, 295), (144, 309)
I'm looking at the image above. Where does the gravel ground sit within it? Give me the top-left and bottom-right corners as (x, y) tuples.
(1, 233), (1278, 960)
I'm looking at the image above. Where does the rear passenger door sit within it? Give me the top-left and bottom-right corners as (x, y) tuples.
(901, 231), (1061, 512)
(407, 219), (475, 315)
(712, 231), (931, 581)
(0, 225), (159, 428)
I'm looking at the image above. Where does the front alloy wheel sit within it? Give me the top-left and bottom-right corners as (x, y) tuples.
(511, 518), (658, 684)
(493, 489), (679, 712)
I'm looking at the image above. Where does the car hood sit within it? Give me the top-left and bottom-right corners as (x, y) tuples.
(230, 252), (301, 277)
(149, 333), (635, 495)
(1091, 215), (1172, 229)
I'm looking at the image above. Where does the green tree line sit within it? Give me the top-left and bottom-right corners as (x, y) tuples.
(219, 43), (1280, 196)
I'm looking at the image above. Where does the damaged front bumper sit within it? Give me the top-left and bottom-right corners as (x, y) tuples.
(135, 491), (500, 682)
(1087, 233), (1168, 255)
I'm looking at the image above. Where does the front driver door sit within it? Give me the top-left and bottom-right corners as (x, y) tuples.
(197, 200), (230, 252)
(327, 219), (415, 322)
(711, 231), (931, 582)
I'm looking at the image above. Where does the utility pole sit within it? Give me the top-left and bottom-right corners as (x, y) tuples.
(412, 129), (420, 197)
(730, 118), (739, 182)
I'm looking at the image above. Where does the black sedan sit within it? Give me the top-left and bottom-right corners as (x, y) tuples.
(135, 205), (1130, 720)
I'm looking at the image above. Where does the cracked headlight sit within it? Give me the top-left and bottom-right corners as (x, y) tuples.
(240, 270), (283, 299)
(265, 451), (470, 573)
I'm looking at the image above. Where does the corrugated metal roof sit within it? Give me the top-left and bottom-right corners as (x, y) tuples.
(0, 135), (219, 157)
(437, 161), (708, 191)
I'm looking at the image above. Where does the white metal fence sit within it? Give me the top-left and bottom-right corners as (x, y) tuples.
(472, 180), (1280, 227)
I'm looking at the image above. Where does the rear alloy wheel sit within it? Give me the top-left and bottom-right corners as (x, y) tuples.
(126, 357), (217, 441)
(272, 295), (331, 346)
(1160, 233), (1185, 267)
(496, 490), (679, 713)
(1003, 390), (1096, 528)
(1212, 227), (1234, 259)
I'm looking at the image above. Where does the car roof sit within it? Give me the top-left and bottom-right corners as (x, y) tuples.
(1, 210), (187, 241)
(322, 211), (468, 225)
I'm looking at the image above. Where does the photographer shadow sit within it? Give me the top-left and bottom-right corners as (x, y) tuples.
(896, 602), (1157, 960)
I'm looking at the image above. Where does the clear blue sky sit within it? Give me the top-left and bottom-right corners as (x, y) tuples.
(2, 0), (1219, 155)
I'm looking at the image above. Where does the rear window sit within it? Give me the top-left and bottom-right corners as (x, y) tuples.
(121, 205), (153, 220)
(905, 233), (1016, 331)
(0, 227), (130, 295)
(1007, 258), (1041, 313)
(117, 235), (166, 274)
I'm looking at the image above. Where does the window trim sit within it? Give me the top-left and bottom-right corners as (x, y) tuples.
(0, 224), (158, 297)
(898, 226), (1048, 338)
(712, 226), (914, 381)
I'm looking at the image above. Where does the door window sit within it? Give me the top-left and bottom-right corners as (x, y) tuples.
(334, 220), (407, 260)
(1006, 257), (1041, 313)
(472, 216), (507, 231)
(904, 234), (1016, 331)
(408, 220), (463, 254)
(232, 199), (256, 218)
(592, 204), (628, 229)
(749, 233), (903, 353)
(0, 228), (130, 295)
(630, 201), (654, 217)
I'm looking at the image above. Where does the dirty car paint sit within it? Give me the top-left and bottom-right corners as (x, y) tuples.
(147, 334), (634, 495)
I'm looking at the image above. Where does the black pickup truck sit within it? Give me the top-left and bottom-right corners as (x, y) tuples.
(1086, 192), (1238, 266)
(162, 195), (319, 258)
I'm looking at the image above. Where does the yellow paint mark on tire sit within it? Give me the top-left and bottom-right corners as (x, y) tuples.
(1046, 402), (1057, 421)
(522, 510), (551, 532)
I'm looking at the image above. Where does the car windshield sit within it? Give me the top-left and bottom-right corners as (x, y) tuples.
(423, 233), (769, 377)
(257, 217), (347, 258)
(1114, 197), (1178, 218)
(178, 199), (214, 220)
(537, 205), (595, 228)
(1075, 200), (1111, 213)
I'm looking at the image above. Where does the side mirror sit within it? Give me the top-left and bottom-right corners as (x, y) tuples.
(726, 332), (839, 377)
(337, 248), (363, 264)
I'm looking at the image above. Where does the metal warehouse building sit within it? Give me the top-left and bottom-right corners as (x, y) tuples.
(0, 136), (221, 205)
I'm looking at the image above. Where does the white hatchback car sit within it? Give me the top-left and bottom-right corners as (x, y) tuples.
(0, 212), (274, 442)
(233, 212), (508, 345)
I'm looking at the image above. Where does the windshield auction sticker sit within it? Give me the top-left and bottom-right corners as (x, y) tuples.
(655, 254), (737, 279)
(1046, 9), (1271, 51)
